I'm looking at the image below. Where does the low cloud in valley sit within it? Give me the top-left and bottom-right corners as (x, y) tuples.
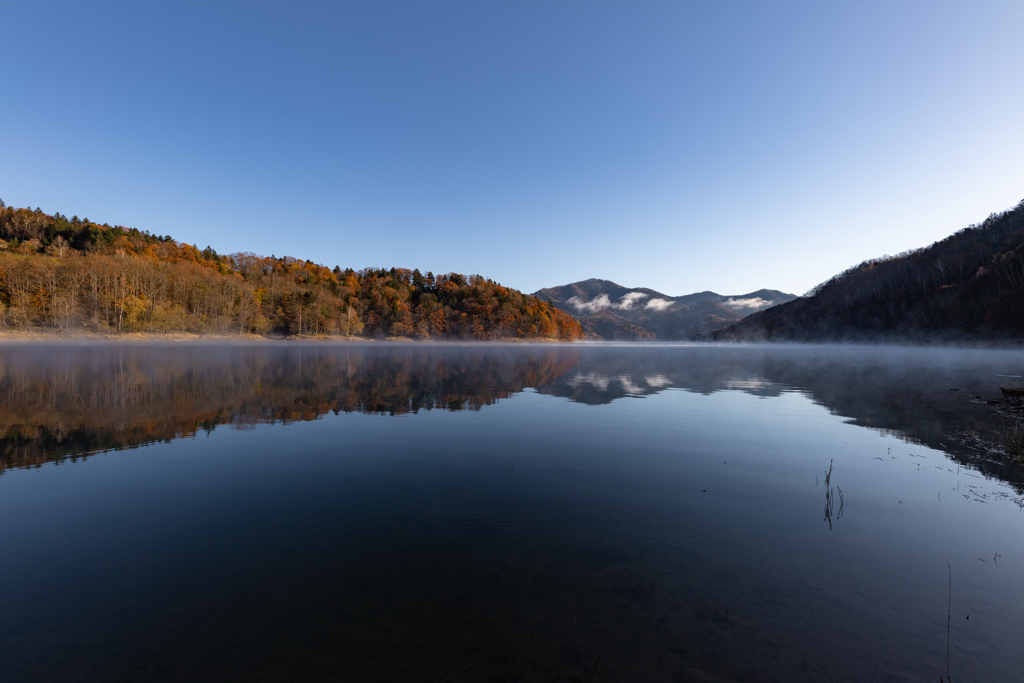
(723, 297), (771, 311)
(568, 292), (649, 313)
(645, 298), (673, 311)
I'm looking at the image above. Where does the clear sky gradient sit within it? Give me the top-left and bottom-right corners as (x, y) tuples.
(3, 1), (1023, 296)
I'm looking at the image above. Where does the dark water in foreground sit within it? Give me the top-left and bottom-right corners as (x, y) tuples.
(1, 343), (1023, 682)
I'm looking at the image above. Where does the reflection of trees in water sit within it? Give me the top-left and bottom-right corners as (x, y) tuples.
(3, 344), (1022, 491)
(535, 345), (1024, 491)
(0, 345), (580, 472)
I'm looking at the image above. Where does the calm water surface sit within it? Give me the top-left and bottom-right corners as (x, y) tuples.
(1, 343), (1023, 682)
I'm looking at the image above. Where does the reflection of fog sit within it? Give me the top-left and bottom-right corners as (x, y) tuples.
(537, 344), (1024, 491)
(566, 373), (646, 396)
(723, 378), (773, 391)
(567, 372), (611, 391)
(618, 375), (644, 395)
(2, 343), (1023, 491)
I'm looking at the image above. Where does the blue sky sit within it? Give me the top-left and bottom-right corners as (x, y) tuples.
(2, 1), (1022, 296)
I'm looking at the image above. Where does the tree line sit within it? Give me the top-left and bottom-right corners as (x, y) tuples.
(0, 201), (583, 340)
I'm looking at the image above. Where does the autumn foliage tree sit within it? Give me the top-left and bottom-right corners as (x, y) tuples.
(0, 203), (584, 340)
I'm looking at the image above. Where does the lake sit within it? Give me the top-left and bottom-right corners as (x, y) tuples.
(1, 343), (1022, 682)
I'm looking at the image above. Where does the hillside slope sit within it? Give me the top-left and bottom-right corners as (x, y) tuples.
(0, 202), (583, 340)
(706, 199), (1024, 342)
(534, 278), (795, 340)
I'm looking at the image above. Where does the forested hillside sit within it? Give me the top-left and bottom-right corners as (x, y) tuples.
(0, 202), (583, 340)
(707, 199), (1024, 342)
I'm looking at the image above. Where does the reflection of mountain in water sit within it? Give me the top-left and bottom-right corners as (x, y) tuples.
(3, 343), (1022, 490)
(536, 345), (1024, 490)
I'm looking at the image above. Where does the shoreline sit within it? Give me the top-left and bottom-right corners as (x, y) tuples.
(1, 329), (1023, 349)
(0, 329), (580, 344)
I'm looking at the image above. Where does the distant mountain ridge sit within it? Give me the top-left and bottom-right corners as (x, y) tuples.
(533, 279), (796, 340)
(705, 198), (1024, 342)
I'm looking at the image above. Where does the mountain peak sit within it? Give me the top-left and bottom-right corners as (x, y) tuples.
(533, 280), (796, 340)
